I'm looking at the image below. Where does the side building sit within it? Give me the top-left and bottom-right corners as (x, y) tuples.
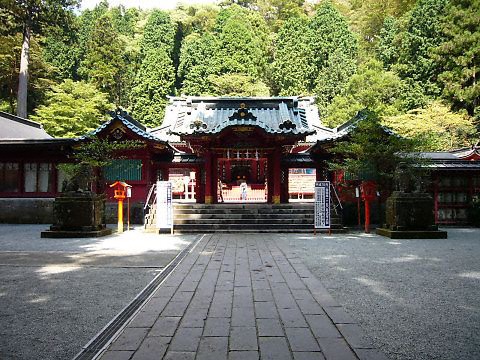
(0, 99), (479, 226)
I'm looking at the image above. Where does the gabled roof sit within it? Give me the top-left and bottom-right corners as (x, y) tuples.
(308, 109), (397, 145)
(0, 111), (52, 139)
(78, 109), (171, 146)
(152, 96), (316, 140)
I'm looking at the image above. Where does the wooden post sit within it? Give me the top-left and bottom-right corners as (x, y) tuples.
(204, 151), (213, 204)
(364, 199), (370, 233)
(118, 199), (123, 233)
(273, 148), (281, 204)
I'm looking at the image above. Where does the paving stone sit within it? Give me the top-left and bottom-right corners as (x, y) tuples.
(230, 327), (258, 351)
(316, 337), (358, 360)
(293, 352), (326, 360)
(189, 294), (213, 309)
(291, 289), (314, 300)
(253, 289), (274, 302)
(163, 351), (195, 360)
(285, 327), (320, 352)
(305, 315), (342, 339)
(233, 287), (254, 308)
(323, 306), (356, 324)
(131, 336), (170, 360)
(169, 327), (203, 352)
(228, 351), (260, 360)
(252, 279), (269, 290)
(171, 291), (194, 303)
(101, 351), (134, 360)
(110, 328), (149, 351)
(257, 318), (285, 337)
(337, 324), (373, 349)
(127, 310), (158, 328)
(258, 337), (293, 360)
(254, 301), (278, 319)
(209, 304), (232, 318)
(196, 336), (228, 360)
(278, 307), (308, 328)
(354, 348), (389, 360)
(178, 281), (199, 292)
(203, 317), (230, 337)
(139, 297), (170, 315)
(296, 299), (325, 315)
(162, 300), (190, 317)
(232, 306), (255, 327)
(181, 307), (208, 328)
(149, 316), (181, 337)
(152, 286), (177, 298)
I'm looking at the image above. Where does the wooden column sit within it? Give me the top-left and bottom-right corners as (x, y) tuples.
(204, 151), (213, 204)
(272, 148), (281, 204)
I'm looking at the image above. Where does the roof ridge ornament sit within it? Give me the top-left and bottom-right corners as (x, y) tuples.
(279, 119), (297, 130)
(229, 103), (257, 121)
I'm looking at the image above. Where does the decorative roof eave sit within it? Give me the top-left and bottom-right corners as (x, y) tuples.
(170, 125), (315, 138)
(77, 109), (174, 152)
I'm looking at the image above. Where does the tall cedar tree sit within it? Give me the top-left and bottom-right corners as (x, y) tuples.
(79, 15), (126, 106)
(309, 1), (357, 112)
(433, 0), (480, 121)
(131, 10), (176, 126)
(395, 0), (448, 96)
(1, 0), (78, 118)
(272, 16), (315, 96)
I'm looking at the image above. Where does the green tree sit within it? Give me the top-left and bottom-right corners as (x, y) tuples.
(272, 16), (314, 95)
(331, 109), (418, 191)
(309, 1), (357, 74)
(433, 0), (480, 121)
(207, 73), (270, 96)
(384, 101), (477, 151)
(178, 33), (220, 95)
(215, 5), (269, 78)
(141, 10), (176, 56)
(79, 14), (126, 105)
(325, 59), (404, 126)
(130, 49), (175, 127)
(394, 0), (448, 96)
(315, 48), (357, 116)
(0, 0), (78, 118)
(31, 79), (112, 138)
(375, 16), (399, 70)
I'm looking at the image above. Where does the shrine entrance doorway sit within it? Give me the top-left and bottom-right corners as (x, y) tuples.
(217, 149), (268, 203)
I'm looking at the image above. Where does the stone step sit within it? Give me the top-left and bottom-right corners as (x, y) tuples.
(174, 218), (319, 225)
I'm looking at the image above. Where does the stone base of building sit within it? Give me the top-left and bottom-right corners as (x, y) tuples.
(41, 228), (112, 238)
(376, 227), (447, 239)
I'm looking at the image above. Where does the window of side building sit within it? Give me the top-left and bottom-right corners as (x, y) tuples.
(0, 162), (20, 192)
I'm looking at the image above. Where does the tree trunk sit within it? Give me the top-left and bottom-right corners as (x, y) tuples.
(17, 22), (31, 119)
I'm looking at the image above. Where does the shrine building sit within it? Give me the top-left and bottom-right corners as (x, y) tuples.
(0, 97), (479, 226)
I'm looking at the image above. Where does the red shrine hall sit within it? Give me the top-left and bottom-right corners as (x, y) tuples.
(1, 97), (479, 225)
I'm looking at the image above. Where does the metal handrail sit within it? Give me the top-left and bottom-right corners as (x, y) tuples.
(144, 183), (156, 210)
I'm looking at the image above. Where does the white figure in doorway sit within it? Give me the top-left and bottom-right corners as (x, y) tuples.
(240, 181), (248, 201)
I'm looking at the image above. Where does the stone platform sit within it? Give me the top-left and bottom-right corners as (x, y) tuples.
(41, 228), (112, 238)
(376, 227), (447, 239)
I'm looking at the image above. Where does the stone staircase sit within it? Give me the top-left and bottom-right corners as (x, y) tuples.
(145, 203), (344, 233)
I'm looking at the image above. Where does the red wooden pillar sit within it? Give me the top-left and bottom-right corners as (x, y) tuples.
(195, 166), (202, 203)
(204, 151), (213, 204)
(281, 167), (289, 203)
(272, 148), (281, 204)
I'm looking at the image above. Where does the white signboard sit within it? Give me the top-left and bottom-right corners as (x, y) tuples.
(156, 181), (173, 230)
(314, 181), (331, 229)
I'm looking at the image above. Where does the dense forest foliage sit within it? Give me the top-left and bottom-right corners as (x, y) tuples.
(1, 0), (478, 150)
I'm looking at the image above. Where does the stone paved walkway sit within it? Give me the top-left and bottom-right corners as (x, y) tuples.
(99, 234), (388, 360)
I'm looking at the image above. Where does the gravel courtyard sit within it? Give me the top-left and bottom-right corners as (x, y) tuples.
(0, 225), (195, 360)
(277, 228), (480, 360)
(0, 226), (479, 360)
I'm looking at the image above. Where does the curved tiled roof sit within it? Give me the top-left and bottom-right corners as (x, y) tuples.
(154, 97), (316, 139)
(78, 109), (169, 145)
